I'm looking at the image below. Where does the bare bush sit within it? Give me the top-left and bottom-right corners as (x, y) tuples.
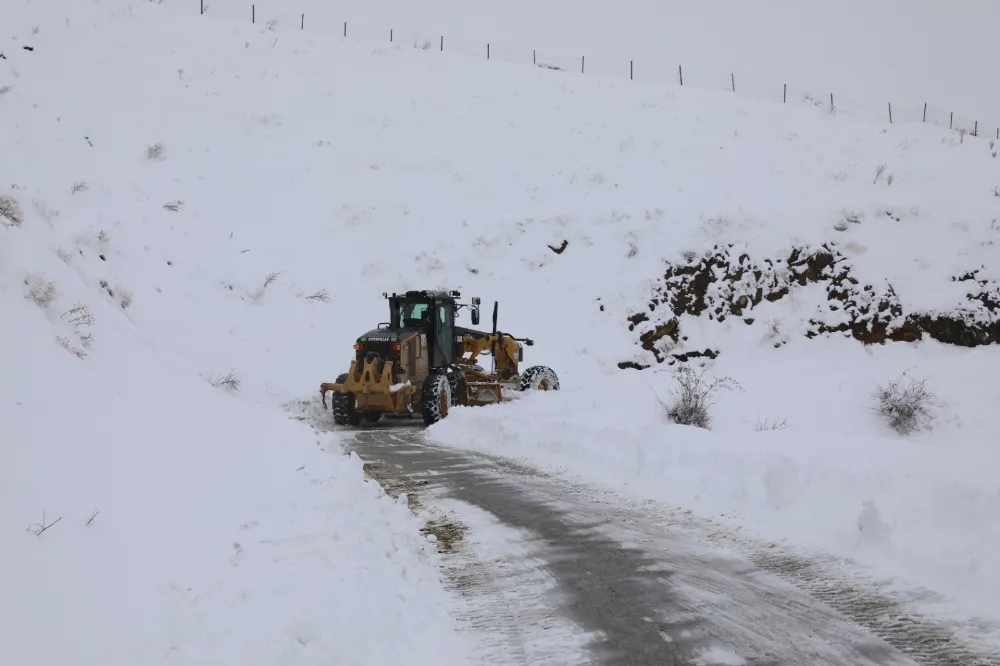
(252, 272), (281, 302)
(305, 288), (330, 303)
(208, 370), (242, 391)
(118, 288), (133, 310)
(146, 142), (166, 160)
(885, 173), (895, 186)
(71, 180), (89, 194)
(756, 415), (788, 431)
(0, 85), (12, 98)
(870, 370), (941, 435)
(650, 366), (742, 430)
(162, 200), (184, 212)
(57, 334), (91, 358)
(25, 274), (58, 307)
(992, 185), (1000, 198)
(0, 194), (23, 227)
(61, 303), (95, 328)
(27, 510), (62, 536)
(872, 163), (887, 184)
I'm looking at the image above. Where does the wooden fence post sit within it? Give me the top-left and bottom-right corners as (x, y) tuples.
(783, 83), (786, 103)
(731, 73), (735, 92)
(888, 102), (892, 124)
(922, 102), (927, 122)
(678, 64), (683, 85)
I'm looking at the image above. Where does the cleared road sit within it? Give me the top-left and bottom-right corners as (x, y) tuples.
(339, 420), (997, 666)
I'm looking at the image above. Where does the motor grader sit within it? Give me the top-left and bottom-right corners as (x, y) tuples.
(320, 290), (559, 426)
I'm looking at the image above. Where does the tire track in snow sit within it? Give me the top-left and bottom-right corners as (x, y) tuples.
(354, 429), (598, 666)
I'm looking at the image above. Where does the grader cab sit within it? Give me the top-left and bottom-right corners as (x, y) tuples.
(320, 290), (559, 426)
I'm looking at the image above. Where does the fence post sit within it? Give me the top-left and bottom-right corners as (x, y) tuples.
(973, 120), (978, 137)
(630, 60), (633, 80)
(581, 55), (585, 74)
(783, 83), (786, 103)
(301, 14), (304, 30)
(678, 64), (683, 86)
(200, 0), (204, 15)
(533, 49), (536, 65)
(251, 4), (253, 22)
(830, 93), (834, 113)
(343, 22), (347, 37)
(888, 102), (892, 124)
(440, 36), (443, 51)
(950, 112), (953, 130)
(487, 43), (490, 60)
(731, 73), (735, 92)
(922, 102), (927, 122)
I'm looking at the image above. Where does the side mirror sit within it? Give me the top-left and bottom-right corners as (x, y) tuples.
(471, 297), (481, 305)
(471, 306), (480, 326)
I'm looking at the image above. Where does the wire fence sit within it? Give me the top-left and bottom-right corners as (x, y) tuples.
(195, 1), (1000, 144)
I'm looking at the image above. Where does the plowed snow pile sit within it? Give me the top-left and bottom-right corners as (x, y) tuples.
(2, 0), (999, 661)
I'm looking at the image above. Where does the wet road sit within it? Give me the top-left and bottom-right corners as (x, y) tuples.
(338, 420), (997, 666)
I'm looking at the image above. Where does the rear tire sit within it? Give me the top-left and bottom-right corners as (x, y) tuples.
(421, 372), (452, 425)
(331, 373), (363, 426)
(519, 365), (560, 392)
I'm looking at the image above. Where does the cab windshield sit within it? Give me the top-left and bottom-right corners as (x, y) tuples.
(398, 302), (431, 326)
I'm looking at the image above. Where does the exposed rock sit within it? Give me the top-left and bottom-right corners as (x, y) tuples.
(621, 243), (999, 367)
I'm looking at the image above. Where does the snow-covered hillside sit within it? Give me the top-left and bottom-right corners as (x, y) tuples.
(2, 0), (999, 662)
(205, 0), (1000, 131)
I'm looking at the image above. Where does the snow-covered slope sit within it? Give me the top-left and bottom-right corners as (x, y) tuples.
(206, 0), (1000, 125)
(1, 5), (476, 666)
(2, 0), (999, 661)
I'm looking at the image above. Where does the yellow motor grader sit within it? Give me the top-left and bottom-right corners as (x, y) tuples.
(320, 290), (559, 426)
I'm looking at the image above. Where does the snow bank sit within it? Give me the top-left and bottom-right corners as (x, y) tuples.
(0, 224), (473, 666)
(428, 330), (1000, 625)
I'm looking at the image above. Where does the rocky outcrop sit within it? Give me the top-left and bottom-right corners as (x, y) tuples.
(623, 243), (999, 365)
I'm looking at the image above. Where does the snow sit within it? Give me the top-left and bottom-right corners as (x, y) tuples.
(1, 4), (477, 666)
(2, 0), (1000, 660)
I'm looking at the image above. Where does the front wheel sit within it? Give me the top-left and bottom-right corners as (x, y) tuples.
(421, 372), (452, 425)
(519, 365), (560, 392)
(331, 372), (363, 426)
